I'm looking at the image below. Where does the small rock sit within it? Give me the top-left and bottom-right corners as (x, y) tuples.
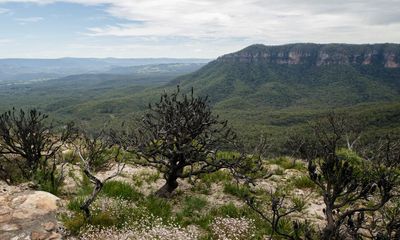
(42, 222), (56, 232)
(31, 231), (50, 240)
(0, 210), (12, 223)
(10, 233), (28, 240)
(46, 232), (62, 240)
(0, 223), (20, 231)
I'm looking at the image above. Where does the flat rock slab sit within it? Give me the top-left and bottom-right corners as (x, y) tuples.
(0, 181), (63, 240)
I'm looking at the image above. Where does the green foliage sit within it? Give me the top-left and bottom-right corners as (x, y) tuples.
(200, 170), (232, 187)
(62, 213), (86, 235)
(336, 148), (363, 166)
(269, 157), (305, 170)
(223, 182), (251, 199)
(132, 174), (144, 188)
(291, 176), (316, 189)
(76, 173), (94, 196)
(89, 211), (117, 227)
(102, 181), (143, 201)
(176, 196), (208, 226)
(143, 172), (160, 183)
(67, 196), (86, 212)
(34, 169), (63, 196)
(183, 196), (208, 212)
(142, 196), (173, 222)
(212, 203), (243, 218)
(63, 211), (117, 235)
(1, 45), (399, 153)
(273, 168), (285, 176)
(191, 182), (211, 195)
(291, 196), (307, 211)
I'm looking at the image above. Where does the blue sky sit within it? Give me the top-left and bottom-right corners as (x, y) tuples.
(0, 0), (399, 58)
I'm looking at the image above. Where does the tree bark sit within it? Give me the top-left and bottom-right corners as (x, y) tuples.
(155, 167), (182, 198)
(80, 169), (103, 219)
(322, 203), (336, 240)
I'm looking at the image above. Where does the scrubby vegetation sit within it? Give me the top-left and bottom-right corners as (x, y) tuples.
(0, 87), (399, 240)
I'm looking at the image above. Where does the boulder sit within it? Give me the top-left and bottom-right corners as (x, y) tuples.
(0, 181), (64, 240)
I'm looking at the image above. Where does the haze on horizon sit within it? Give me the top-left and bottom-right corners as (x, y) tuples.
(0, 0), (399, 59)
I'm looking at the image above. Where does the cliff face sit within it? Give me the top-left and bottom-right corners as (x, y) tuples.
(217, 43), (400, 68)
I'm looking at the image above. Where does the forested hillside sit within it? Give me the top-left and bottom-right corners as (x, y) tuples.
(0, 44), (399, 148)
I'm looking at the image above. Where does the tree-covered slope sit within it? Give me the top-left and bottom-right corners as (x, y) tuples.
(171, 43), (400, 110)
(0, 44), (399, 145)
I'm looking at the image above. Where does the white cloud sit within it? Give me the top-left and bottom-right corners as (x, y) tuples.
(15, 16), (44, 23)
(14, 16), (44, 26)
(0, 38), (12, 45)
(0, 7), (11, 14)
(2, 0), (397, 43)
(0, 0), (399, 57)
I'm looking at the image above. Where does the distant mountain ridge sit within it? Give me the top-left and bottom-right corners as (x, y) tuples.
(172, 43), (400, 109)
(0, 58), (210, 82)
(0, 43), (398, 145)
(217, 43), (400, 68)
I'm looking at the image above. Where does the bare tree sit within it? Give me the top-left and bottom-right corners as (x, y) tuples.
(132, 87), (249, 197)
(76, 130), (126, 219)
(0, 108), (75, 187)
(246, 191), (314, 240)
(300, 113), (399, 239)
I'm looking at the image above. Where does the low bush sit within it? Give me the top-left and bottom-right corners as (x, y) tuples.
(142, 196), (173, 223)
(200, 170), (232, 187)
(102, 181), (142, 201)
(291, 176), (316, 189)
(269, 157), (305, 170)
(223, 182), (250, 199)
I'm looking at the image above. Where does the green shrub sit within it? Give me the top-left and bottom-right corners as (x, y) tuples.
(67, 196), (86, 212)
(191, 182), (211, 195)
(176, 196), (208, 226)
(181, 196), (207, 216)
(269, 157), (305, 170)
(142, 196), (173, 222)
(90, 211), (117, 227)
(336, 148), (363, 165)
(201, 170), (232, 186)
(63, 211), (116, 235)
(143, 172), (160, 183)
(63, 214), (85, 235)
(34, 169), (64, 196)
(132, 174), (144, 188)
(291, 176), (316, 189)
(216, 151), (241, 160)
(102, 180), (142, 201)
(223, 182), (250, 199)
(76, 173), (93, 196)
(213, 203), (242, 218)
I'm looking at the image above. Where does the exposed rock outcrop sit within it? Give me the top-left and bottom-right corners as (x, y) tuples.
(217, 43), (400, 68)
(0, 181), (64, 240)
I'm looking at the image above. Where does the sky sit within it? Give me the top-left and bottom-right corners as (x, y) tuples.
(0, 0), (399, 58)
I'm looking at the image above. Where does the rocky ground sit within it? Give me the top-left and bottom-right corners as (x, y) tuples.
(0, 181), (65, 240)
(0, 158), (326, 240)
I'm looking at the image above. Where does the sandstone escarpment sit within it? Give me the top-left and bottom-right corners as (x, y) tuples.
(217, 43), (400, 68)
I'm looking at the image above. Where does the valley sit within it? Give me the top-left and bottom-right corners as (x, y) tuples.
(1, 44), (398, 149)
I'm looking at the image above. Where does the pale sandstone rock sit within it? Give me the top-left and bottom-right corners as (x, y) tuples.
(0, 181), (63, 240)
(0, 223), (20, 231)
(43, 222), (56, 232)
(31, 231), (50, 240)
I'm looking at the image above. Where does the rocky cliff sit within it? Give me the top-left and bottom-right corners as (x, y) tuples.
(217, 43), (400, 68)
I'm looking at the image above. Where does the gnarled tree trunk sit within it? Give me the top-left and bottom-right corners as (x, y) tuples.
(155, 167), (183, 198)
(80, 169), (103, 219)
